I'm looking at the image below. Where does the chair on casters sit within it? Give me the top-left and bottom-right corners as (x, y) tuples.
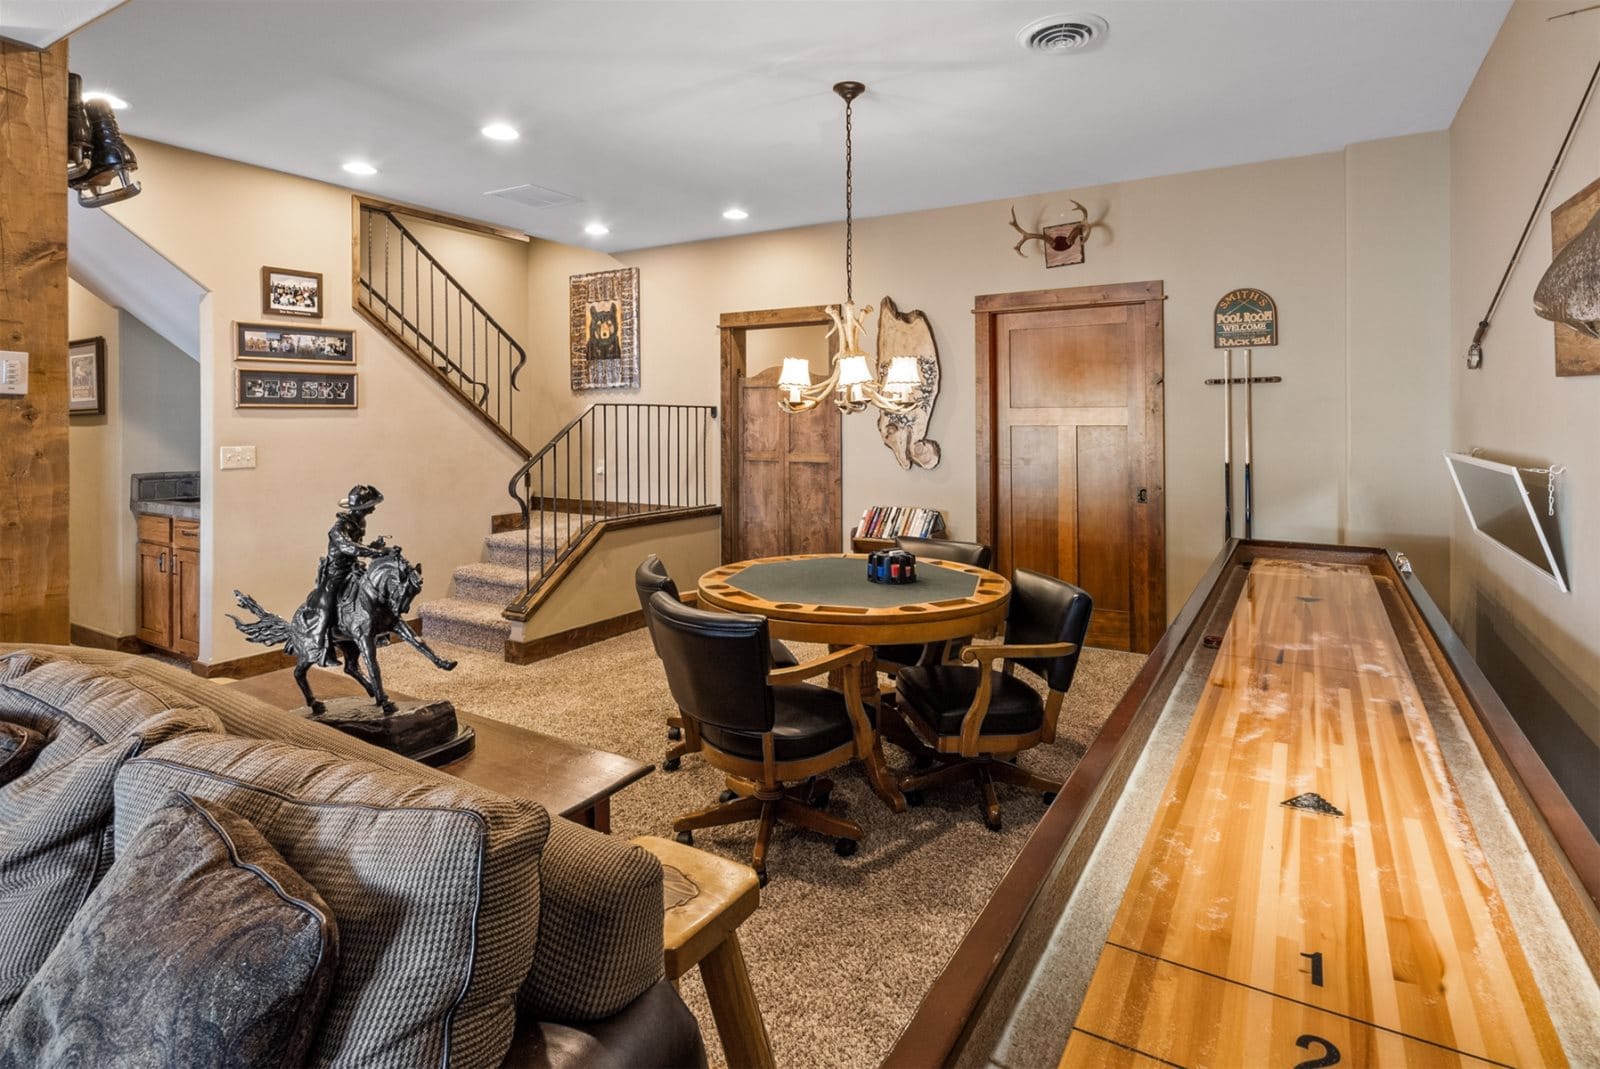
(894, 568), (1092, 831)
(646, 591), (875, 886)
(872, 536), (994, 675)
(635, 554), (798, 773)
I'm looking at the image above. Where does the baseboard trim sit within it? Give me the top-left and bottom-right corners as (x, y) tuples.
(504, 609), (646, 666)
(191, 649), (296, 680)
(69, 624), (143, 653)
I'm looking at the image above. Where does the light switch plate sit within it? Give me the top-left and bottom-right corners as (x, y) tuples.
(220, 445), (257, 469)
(0, 351), (27, 396)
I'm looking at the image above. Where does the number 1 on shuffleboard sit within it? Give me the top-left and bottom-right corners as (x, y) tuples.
(1299, 951), (1324, 987)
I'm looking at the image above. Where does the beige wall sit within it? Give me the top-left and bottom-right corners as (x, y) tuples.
(1449, 0), (1600, 816)
(104, 140), (533, 663)
(67, 281), (125, 634)
(515, 139), (1452, 615)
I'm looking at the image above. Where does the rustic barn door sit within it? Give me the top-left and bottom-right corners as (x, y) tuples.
(720, 307), (841, 561)
(976, 282), (1166, 653)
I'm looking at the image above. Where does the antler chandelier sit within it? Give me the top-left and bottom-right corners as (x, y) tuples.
(778, 81), (921, 415)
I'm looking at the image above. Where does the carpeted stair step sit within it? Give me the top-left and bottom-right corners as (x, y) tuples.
(419, 596), (511, 653)
(451, 562), (529, 605)
(482, 518), (584, 567)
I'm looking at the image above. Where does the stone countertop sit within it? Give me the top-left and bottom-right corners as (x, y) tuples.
(134, 500), (201, 521)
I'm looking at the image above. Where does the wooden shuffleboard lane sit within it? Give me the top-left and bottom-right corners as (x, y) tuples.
(1062, 559), (1567, 1068)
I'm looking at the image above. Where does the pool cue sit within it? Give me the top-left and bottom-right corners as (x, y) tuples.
(1243, 348), (1253, 539)
(1223, 348), (1233, 541)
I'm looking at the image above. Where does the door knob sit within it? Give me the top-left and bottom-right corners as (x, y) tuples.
(1136, 488), (1148, 504)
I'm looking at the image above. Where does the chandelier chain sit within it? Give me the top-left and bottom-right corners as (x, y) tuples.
(844, 92), (854, 305)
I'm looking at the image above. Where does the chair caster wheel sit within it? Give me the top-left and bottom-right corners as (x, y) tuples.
(667, 726), (682, 741)
(718, 789), (738, 803)
(1042, 791), (1057, 805)
(674, 830), (693, 846)
(903, 790), (924, 807)
(985, 819), (1003, 833)
(756, 867), (769, 887)
(834, 837), (858, 858)
(662, 757), (681, 772)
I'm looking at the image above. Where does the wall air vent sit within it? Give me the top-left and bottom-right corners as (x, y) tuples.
(1017, 14), (1109, 54)
(483, 183), (581, 210)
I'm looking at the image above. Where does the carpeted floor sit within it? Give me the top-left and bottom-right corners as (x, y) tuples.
(377, 628), (1144, 1069)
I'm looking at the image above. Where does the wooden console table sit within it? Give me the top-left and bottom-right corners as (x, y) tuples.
(230, 667), (651, 831)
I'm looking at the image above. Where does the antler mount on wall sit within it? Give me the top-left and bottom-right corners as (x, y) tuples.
(1008, 201), (1095, 267)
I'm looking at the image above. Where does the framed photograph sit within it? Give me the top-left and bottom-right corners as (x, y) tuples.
(569, 267), (640, 390)
(235, 368), (358, 409)
(235, 322), (355, 364)
(261, 266), (323, 318)
(68, 336), (107, 416)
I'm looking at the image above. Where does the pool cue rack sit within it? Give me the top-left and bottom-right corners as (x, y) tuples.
(1209, 365), (1280, 539)
(1204, 375), (1281, 385)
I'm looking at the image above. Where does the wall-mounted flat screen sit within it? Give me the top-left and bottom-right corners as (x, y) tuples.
(1444, 452), (1568, 593)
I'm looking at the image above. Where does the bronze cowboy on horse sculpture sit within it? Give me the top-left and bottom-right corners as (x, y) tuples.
(229, 485), (457, 724)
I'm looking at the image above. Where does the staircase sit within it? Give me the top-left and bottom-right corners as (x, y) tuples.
(417, 513), (581, 652)
(354, 202), (529, 457)
(352, 203), (719, 658)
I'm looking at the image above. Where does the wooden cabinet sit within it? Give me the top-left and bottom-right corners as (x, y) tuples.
(137, 515), (200, 658)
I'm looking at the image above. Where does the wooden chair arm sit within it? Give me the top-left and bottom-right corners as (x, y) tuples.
(959, 641), (1077, 665)
(767, 644), (872, 686)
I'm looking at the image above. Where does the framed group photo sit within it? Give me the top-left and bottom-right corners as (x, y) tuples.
(261, 266), (323, 318)
(235, 367), (358, 409)
(68, 336), (107, 416)
(236, 322), (355, 364)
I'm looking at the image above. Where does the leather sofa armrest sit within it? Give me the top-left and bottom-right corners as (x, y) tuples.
(520, 818), (665, 1021)
(502, 980), (706, 1069)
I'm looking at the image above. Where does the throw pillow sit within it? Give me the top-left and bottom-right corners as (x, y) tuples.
(115, 733), (549, 1069)
(0, 793), (338, 1068)
(0, 723), (42, 787)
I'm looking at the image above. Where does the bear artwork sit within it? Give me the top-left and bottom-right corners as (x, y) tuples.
(586, 301), (622, 380)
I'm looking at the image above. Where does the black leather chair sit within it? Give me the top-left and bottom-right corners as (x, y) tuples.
(894, 568), (1092, 830)
(635, 555), (797, 772)
(873, 536), (994, 673)
(647, 591), (876, 884)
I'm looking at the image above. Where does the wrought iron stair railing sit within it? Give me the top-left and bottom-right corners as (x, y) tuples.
(504, 403), (718, 619)
(355, 203), (528, 453)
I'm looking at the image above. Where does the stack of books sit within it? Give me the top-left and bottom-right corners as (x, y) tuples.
(855, 505), (943, 540)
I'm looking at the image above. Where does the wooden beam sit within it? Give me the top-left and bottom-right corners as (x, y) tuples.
(0, 40), (70, 643)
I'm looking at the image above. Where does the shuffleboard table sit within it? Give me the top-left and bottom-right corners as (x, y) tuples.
(885, 540), (1600, 1068)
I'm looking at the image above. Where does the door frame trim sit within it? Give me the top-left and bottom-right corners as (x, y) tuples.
(719, 305), (838, 563)
(974, 279), (1167, 650)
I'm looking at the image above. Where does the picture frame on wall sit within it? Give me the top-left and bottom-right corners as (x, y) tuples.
(261, 266), (323, 318)
(569, 267), (640, 390)
(235, 322), (355, 364)
(235, 367), (358, 409)
(68, 336), (107, 416)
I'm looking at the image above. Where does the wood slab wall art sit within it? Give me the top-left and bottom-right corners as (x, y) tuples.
(874, 295), (941, 470)
(1548, 175), (1600, 377)
(570, 267), (640, 390)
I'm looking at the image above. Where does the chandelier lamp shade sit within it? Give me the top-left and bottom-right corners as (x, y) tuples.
(777, 81), (921, 415)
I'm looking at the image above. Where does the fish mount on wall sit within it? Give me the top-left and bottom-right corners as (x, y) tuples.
(874, 296), (941, 470)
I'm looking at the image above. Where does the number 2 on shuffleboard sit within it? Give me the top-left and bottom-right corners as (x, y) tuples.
(1293, 1034), (1341, 1068)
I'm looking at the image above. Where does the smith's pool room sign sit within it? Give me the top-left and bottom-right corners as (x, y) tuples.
(1213, 288), (1278, 348)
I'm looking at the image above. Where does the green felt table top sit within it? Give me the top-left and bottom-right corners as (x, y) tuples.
(726, 556), (980, 608)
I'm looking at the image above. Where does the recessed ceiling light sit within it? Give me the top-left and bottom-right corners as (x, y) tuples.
(481, 122), (520, 142)
(584, 222), (610, 237)
(82, 90), (128, 110)
(342, 161), (378, 176)
(722, 207), (749, 221)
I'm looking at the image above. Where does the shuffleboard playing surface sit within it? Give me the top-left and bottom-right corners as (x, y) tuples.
(1062, 558), (1567, 1068)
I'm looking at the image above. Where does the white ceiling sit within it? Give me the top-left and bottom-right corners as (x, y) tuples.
(0, 0), (125, 48)
(69, 1), (1509, 253)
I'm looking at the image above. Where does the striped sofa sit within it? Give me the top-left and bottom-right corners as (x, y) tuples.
(0, 644), (705, 1068)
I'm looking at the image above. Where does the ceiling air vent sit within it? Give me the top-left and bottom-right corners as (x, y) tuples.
(1017, 14), (1108, 55)
(483, 183), (581, 210)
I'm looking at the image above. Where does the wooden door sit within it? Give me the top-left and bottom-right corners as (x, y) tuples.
(136, 541), (172, 649)
(977, 282), (1165, 653)
(720, 305), (841, 562)
(172, 548), (201, 658)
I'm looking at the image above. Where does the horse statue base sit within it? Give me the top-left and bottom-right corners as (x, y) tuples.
(309, 694), (476, 767)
